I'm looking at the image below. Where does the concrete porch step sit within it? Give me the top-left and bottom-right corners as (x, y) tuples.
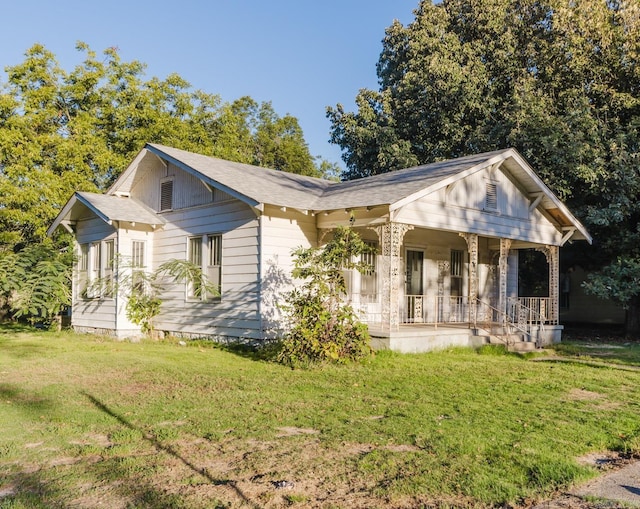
(471, 334), (538, 352)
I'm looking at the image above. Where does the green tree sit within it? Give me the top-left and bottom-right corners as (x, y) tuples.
(0, 241), (72, 326)
(278, 226), (374, 367)
(0, 43), (331, 250)
(327, 0), (640, 335)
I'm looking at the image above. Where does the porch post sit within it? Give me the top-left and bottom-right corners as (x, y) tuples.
(536, 245), (560, 324)
(498, 238), (512, 320)
(372, 222), (413, 331)
(460, 233), (479, 323)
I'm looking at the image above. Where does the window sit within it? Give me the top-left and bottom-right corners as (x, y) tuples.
(79, 240), (115, 299)
(131, 240), (146, 293)
(187, 237), (203, 299)
(132, 240), (145, 268)
(485, 181), (498, 210)
(450, 249), (464, 298)
(207, 234), (222, 298)
(188, 234), (222, 301)
(160, 179), (174, 211)
(78, 244), (89, 299)
(360, 241), (377, 297)
(102, 240), (115, 298)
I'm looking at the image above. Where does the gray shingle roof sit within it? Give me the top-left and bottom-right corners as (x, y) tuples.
(145, 144), (332, 210)
(145, 143), (509, 211)
(77, 192), (165, 226)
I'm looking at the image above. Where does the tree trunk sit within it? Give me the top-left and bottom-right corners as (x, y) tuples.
(626, 296), (640, 340)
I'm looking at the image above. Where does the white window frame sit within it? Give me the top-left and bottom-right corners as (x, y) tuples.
(131, 240), (147, 294)
(187, 234), (222, 302)
(80, 240), (115, 300)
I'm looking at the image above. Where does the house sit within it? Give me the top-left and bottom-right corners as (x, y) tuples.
(48, 143), (591, 352)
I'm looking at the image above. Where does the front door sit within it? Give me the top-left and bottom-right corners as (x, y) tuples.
(405, 250), (424, 322)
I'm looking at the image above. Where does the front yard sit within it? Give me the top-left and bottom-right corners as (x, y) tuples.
(1, 326), (639, 508)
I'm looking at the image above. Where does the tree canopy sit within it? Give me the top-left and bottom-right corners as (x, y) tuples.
(0, 43), (331, 249)
(0, 43), (337, 325)
(328, 0), (640, 335)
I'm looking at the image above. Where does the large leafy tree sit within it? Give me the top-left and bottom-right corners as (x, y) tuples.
(0, 43), (330, 324)
(0, 43), (326, 249)
(328, 0), (640, 336)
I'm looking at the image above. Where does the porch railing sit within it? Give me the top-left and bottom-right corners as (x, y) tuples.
(352, 294), (553, 341)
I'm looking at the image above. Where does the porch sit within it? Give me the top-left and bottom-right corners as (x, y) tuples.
(352, 295), (562, 353)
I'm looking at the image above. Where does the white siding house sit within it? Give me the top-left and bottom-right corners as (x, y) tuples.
(49, 144), (591, 351)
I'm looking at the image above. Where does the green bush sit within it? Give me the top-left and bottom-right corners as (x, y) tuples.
(278, 226), (374, 367)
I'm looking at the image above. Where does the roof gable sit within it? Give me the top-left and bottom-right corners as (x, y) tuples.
(102, 143), (591, 244)
(47, 192), (164, 236)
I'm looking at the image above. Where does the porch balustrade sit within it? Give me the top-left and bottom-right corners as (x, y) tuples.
(351, 294), (556, 327)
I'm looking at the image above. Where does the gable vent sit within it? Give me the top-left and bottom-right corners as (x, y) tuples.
(485, 182), (498, 210)
(160, 180), (173, 211)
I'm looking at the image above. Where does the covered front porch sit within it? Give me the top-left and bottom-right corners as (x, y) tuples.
(348, 224), (562, 353)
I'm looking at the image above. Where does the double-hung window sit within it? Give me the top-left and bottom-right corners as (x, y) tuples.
(79, 240), (115, 299)
(187, 234), (222, 301)
(131, 240), (146, 294)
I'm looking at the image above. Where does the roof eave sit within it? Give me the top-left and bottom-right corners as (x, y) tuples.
(388, 150), (513, 213)
(144, 144), (263, 210)
(507, 150), (593, 245)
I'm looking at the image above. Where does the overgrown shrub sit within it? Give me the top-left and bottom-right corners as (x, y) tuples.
(278, 226), (374, 367)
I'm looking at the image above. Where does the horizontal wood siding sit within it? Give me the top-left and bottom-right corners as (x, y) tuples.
(73, 218), (117, 330)
(397, 168), (561, 245)
(396, 194), (561, 245)
(259, 207), (318, 338)
(131, 162), (221, 211)
(151, 199), (262, 340)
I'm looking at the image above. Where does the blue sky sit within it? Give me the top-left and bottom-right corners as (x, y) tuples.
(0, 1), (419, 168)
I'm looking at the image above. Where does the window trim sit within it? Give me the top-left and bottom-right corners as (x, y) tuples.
(79, 240), (115, 300)
(187, 234), (222, 302)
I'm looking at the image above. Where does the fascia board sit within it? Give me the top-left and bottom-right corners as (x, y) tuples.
(508, 150), (592, 244)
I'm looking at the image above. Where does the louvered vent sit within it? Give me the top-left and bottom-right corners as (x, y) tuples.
(160, 180), (173, 211)
(485, 182), (498, 210)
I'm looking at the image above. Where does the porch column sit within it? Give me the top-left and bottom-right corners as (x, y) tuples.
(459, 233), (479, 304)
(372, 222), (413, 331)
(536, 245), (560, 324)
(498, 238), (512, 320)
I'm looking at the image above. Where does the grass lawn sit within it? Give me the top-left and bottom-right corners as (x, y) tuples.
(1, 325), (640, 508)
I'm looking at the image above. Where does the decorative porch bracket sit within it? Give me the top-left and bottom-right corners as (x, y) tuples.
(459, 233), (479, 323)
(498, 238), (512, 321)
(371, 222), (414, 331)
(535, 245), (560, 324)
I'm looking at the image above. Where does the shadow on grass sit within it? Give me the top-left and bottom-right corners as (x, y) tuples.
(552, 327), (640, 368)
(82, 392), (262, 509)
(184, 338), (281, 363)
(0, 383), (54, 417)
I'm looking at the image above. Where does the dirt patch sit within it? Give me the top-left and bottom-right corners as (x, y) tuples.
(275, 426), (319, 437)
(577, 451), (637, 470)
(567, 388), (604, 401)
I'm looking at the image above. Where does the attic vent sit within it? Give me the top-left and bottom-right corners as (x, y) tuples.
(160, 180), (173, 211)
(485, 182), (498, 210)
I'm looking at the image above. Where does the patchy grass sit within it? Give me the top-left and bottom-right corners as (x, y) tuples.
(1, 325), (640, 508)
